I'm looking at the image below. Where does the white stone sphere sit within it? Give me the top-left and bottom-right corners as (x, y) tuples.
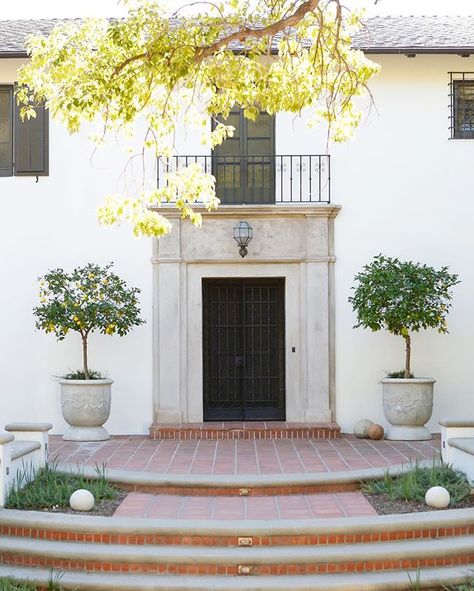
(425, 486), (450, 509)
(69, 489), (95, 511)
(353, 419), (374, 439)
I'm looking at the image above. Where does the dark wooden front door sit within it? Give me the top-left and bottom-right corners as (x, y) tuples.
(202, 278), (285, 421)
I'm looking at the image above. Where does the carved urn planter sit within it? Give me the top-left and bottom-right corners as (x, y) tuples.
(58, 379), (113, 442)
(381, 378), (435, 441)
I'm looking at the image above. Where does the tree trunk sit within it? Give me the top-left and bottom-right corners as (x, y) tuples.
(82, 335), (90, 380)
(404, 334), (411, 379)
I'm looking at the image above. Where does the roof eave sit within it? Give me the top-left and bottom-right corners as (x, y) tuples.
(1, 47), (473, 60)
(0, 51), (28, 59)
(360, 47), (474, 55)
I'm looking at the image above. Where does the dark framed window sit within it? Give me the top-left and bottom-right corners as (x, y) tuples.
(0, 85), (49, 177)
(212, 108), (275, 203)
(449, 72), (474, 139)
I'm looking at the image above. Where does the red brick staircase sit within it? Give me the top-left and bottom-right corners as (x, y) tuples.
(0, 506), (472, 589)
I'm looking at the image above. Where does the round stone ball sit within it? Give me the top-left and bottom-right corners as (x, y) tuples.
(425, 486), (450, 509)
(354, 419), (374, 439)
(69, 489), (95, 512)
(367, 423), (385, 440)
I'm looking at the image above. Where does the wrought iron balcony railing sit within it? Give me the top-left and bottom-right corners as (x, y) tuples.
(157, 154), (330, 204)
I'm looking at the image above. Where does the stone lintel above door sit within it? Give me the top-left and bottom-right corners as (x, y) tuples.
(151, 204), (340, 263)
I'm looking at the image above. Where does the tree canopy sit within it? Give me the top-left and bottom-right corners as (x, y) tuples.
(349, 255), (459, 377)
(18, 0), (379, 237)
(34, 263), (144, 379)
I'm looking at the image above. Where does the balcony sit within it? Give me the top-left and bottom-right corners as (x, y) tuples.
(157, 155), (331, 205)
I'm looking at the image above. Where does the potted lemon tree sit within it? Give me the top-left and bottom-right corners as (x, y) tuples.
(349, 255), (458, 440)
(34, 262), (144, 441)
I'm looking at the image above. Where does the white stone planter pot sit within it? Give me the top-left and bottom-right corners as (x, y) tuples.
(381, 378), (435, 441)
(58, 379), (113, 442)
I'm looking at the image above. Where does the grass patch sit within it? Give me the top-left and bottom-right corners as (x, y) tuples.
(0, 580), (37, 591)
(362, 461), (471, 505)
(446, 583), (474, 591)
(6, 461), (118, 511)
(408, 571), (474, 591)
(0, 577), (62, 590)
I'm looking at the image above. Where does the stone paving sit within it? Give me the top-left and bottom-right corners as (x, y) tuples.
(49, 435), (440, 520)
(114, 491), (377, 520)
(50, 434), (440, 475)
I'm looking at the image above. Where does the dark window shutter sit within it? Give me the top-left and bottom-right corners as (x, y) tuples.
(0, 86), (13, 177)
(14, 96), (49, 176)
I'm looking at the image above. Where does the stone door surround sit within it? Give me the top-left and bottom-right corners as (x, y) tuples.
(151, 204), (340, 424)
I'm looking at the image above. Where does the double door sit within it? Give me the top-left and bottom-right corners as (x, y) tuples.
(212, 109), (275, 203)
(202, 278), (285, 421)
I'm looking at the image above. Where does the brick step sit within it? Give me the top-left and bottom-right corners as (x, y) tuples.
(0, 534), (473, 576)
(56, 460), (414, 496)
(0, 563), (470, 590)
(118, 481), (360, 496)
(113, 491), (376, 520)
(149, 422), (341, 440)
(1, 508), (473, 548)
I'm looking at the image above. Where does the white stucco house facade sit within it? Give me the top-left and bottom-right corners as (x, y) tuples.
(1, 15), (474, 435)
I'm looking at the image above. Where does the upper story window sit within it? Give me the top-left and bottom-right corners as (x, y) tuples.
(212, 108), (275, 204)
(156, 107), (331, 205)
(0, 85), (49, 177)
(449, 72), (474, 139)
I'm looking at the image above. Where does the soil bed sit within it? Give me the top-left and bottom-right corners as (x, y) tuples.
(364, 492), (474, 515)
(37, 489), (128, 517)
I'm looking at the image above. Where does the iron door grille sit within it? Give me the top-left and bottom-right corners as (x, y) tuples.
(202, 278), (285, 421)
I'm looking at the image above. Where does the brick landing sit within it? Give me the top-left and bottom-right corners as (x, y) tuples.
(114, 491), (377, 520)
(50, 435), (439, 475)
(149, 422), (341, 440)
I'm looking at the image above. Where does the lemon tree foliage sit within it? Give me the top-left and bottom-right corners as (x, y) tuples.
(18, 0), (379, 238)
(34, 263), (144, 379)
(349, 255), (459, 379)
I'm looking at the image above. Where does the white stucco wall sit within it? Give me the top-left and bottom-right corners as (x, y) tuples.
(327, 55), (474, 433)
(0, 59), (153, 435)
(1, 53), (473, 434)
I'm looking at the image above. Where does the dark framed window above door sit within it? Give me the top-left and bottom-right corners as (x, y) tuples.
(212, 108), (275, 204)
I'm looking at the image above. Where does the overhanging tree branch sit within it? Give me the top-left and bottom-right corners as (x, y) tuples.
(112, 0), (339, 76)
(194, 0), (329, 63)
(18, 0), (377, 239)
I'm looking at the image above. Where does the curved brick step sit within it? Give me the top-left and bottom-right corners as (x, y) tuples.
(56, 460), (425, 496)
(1, 509), (473, 588)
(1, 507), (473, 548)
(0, 533), (473, 576)
(0, 563), (471, 590)
(113, 491), (377, 520)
